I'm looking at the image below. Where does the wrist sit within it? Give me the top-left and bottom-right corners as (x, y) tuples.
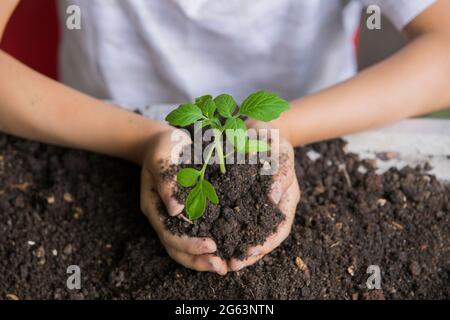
(139, 128), (176, 166)
(245, 116), (292, 144)
(127, 119), (173, 166)
(269, 112), (292, 143)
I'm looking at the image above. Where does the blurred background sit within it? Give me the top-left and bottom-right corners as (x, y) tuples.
(1, 0), (448, 117)
(358, 11), (450, 118)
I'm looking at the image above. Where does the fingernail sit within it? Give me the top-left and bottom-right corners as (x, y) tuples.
(234, 263), (245, 272)
(249, 249), (261, 257)
(217, 268), (227, 276)
(202, 240), (217, 253)
(270, 185), (282, 204)
(273, 193), (282, 204)
(209, 259), (222, 273)
(168, 199), (183, 215)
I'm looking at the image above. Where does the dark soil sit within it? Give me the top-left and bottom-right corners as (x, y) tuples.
(0, 134), (449, 300)
(165, 161), (284, 260)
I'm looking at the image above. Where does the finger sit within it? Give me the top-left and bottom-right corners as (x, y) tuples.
(269, 139), (295, 204)
(229, 178), (300, 272)
(155, 173), (184, 216)
(246, 127), (295, 204)
(154, 129), (192, 216)
(251, 177), (300, 255)
(166, 247), (228, 275)
(161, 233), (218, 256)
(141, 172), (217, 255)
(228, 253), (265, 272)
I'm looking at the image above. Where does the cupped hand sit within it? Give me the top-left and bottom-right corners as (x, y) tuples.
(228, 120), (301, 271)
(140, 127), (228, 275)
(140, 122), (300, 274)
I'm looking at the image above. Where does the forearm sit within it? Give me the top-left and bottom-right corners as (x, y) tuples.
(0, 50), (168, 164)
(275, 32), (450, 146)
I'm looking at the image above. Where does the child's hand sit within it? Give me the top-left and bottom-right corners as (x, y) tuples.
(228, 120), (301, 271)
(140, 128), (228, 275)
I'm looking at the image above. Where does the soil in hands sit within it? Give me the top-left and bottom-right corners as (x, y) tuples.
(164, 161), (285, 260)
(0, 134), (449, 299)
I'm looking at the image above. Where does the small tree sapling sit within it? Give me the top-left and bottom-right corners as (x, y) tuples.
(165, 91), (289, 220)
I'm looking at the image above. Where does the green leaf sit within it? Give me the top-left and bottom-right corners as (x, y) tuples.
(165, 103), (203, 127)
(245, 139), (271, 153)
(195, 95), (212, 106)
(199, 119), (212, 129)
(224, 118), (247, 152)
(196, 118), (222, 132)
(240, 91), (289, 122)
(177, 168), (200, 187)
(202, 180), (219, 205)
(195, 95), (216, 118)
(214, 94), (236, 118)
(202, 99), (217, 118)
(185, 183), (206, 220)
(209, 118), (223, 130)
(223, 117), (247, 131)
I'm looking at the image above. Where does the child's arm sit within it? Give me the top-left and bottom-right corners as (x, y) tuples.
(272, 0), (450, 146)
(0, 49), (169, 164)
(0, 1), (171, 165)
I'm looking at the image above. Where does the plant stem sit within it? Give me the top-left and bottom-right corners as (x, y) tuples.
(201, 143), (216, 179)
(224, 151), (235, 159)
(213, 129), (226, 174)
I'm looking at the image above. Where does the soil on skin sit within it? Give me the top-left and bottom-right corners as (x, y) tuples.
(164, 161), (284, 260)
(0, 134), (449, 299)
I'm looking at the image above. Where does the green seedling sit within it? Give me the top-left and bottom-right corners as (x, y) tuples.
(165, 91), (289, 220)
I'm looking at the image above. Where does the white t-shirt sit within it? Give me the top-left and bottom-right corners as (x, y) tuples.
(57, 0), (435, 121)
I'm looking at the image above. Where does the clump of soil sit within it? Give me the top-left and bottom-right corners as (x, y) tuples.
(0, 134), (449, 300)
(164, 161), (284, 260)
